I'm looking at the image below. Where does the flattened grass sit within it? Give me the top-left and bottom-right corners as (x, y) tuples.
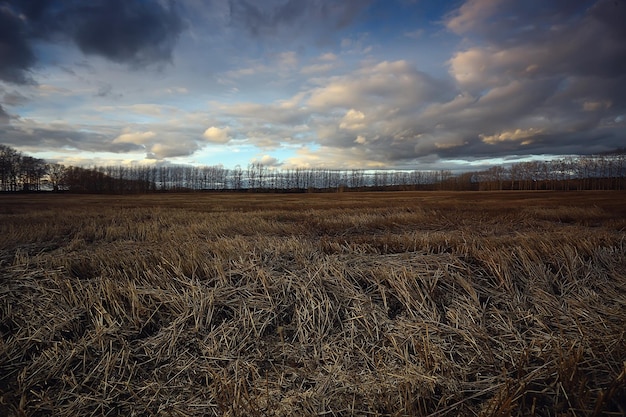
(1, 191), (625, 416)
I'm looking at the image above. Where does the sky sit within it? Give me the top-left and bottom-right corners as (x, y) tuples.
(0, 0), (625, 171)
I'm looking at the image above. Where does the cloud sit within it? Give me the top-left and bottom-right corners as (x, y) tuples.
(299, 53), (340, 75)
(0, 119), (140, 154)
(206, 59), (468, 164)
(480, 128), (544, 145)
(279, 31), (622, 166)
(0, 0), (184, 84)
(46, 154), (159, 168)
(220, 100), (310, 126)
(447, 0), (626, 82)
(583, 100), (612, 112)
(2, 90), (29, 106)
(0, 5), (37, 84)
(166, 87), (189, 94)
(284, 145), (387, 170)
(251, 155), (282, 166)
(111, 127), (209, 160)
(339, 109), (366, 130)
(319, 52), (338, 61)
(4, 0), (624, 170)
(424, 0), (626, 160)
(0, 111), (216, 162)
(307, 60), (446, 110)
(128, 104), (179, 117)
(445, 0), (590, 41)
(203, 126), (231, 144)
(148, 142), (193, 159)
(300, 63), (336, 75)
(404, 29), (424, 39)
(71, 0), (184, 66)
(277, 51), (298, 68)
(0, 104), (11, 124)
(445, 0), (500, 35)
(228, 0), (372, 39)
(202, 59), (453, 165)
(113, 131), (157, 145)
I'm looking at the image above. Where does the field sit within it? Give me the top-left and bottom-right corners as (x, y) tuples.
(1, 191), (625, 416)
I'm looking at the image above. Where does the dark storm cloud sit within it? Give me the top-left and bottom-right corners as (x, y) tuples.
(228, 0), (372, 37)
(0, 0), (184, 84)
(0, 5), (37, 84)
(70, 0), (184, 67)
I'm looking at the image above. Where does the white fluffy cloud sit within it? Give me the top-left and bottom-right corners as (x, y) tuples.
(203, 126), (231, 144)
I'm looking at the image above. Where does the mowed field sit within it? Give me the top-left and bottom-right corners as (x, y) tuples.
(1, 191), (625, 416)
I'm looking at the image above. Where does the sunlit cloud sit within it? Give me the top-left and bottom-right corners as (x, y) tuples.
(113, 130), (156, 145)
(251, 154), (282, 167)
(339, 109), (366, 130)
(203, 126), (231, 144)
(480, 128), (544, 145)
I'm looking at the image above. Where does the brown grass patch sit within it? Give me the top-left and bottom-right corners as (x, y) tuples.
(1, 191), (625, 416)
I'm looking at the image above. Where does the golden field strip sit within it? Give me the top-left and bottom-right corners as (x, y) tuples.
(1, 191), (625, 416)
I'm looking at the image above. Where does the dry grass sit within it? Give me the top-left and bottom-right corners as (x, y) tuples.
(1, 191), (625, 416)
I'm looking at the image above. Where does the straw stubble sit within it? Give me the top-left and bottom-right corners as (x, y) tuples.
(1, 191), (625, 416)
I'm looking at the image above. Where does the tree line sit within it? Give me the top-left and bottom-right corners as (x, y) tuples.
(1, 144), (625, 193)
